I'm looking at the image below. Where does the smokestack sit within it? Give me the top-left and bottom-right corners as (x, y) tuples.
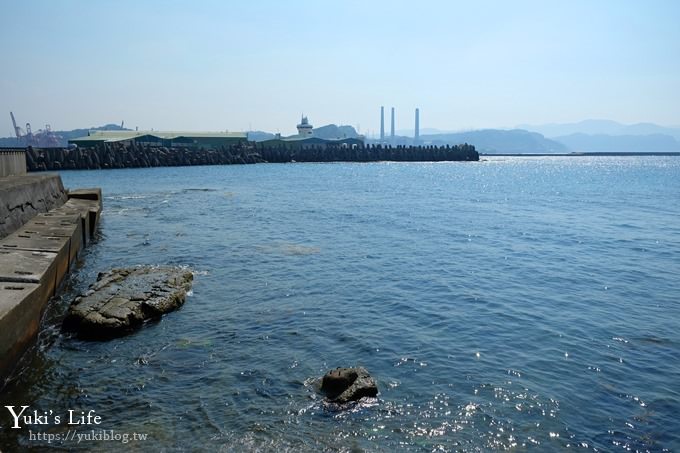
(380, 106), (385, 141)
(390, 107), (395, 139)
(415, 108), (420, 142)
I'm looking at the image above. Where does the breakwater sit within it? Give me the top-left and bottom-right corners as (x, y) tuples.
(22, 142), (478, 171)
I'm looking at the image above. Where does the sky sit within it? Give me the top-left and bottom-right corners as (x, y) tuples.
(1, 0), (679, 136)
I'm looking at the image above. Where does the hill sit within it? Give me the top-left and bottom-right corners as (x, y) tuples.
(519, 119), (680, 140)
(0, 123), (129, 147)
(247, 124), (360, 142)
(420, 129), (567, 153)
(247, 131), (276, 142)
(312, 124), (360, 140)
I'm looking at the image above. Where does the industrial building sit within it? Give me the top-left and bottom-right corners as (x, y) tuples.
(259, 136), (364, 149)
(259, 116), (364, 149)
(68, 130), (247, 148)
(67, 115), (365, 150)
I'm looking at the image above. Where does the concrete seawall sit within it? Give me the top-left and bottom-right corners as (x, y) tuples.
(0, 175), (101, 387)
(0, 174), (69, 239)
(0, 149), (27, 177)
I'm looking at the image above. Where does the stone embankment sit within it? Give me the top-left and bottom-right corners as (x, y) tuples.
(0, 176), (101, 386)
(24, 142), (478, 171)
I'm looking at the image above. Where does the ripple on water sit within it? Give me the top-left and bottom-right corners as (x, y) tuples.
(2, 158), (680, 451)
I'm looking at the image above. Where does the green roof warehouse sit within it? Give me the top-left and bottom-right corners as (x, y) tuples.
(68, 130), (248, 148)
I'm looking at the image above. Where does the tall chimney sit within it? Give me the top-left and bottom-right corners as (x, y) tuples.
(380, 106), (385, 141)
(415, 108), (420, 143)
(390, 107), (395, 140)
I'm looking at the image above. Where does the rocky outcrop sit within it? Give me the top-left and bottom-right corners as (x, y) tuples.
(321, 367), (378, 403)
(63, 266), (193, 338)
(24, 142), (478, 171)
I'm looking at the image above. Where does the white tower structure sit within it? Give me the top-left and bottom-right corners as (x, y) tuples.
(297, 115), (313, 136)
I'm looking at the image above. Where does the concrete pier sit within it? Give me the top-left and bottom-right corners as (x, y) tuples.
(0, 175), (101, 386)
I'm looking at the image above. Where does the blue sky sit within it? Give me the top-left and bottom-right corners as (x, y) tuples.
(1, 0), (679, 135)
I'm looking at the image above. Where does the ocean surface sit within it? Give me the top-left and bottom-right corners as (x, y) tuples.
(1, 156), (679, 452)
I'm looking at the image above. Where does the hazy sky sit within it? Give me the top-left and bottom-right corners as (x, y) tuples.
(1, 0), (679, 136)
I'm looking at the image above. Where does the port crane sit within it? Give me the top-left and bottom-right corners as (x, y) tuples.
(8, 112), (62, 147)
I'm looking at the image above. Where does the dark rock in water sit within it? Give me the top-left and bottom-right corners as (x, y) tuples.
(321, 367), (378, 403)
(63, 266), (193, 338)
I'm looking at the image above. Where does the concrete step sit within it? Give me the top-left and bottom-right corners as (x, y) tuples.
(0, 249), (59, 297)
(68, 188), (102, 202)
(20, 217), (83, 264)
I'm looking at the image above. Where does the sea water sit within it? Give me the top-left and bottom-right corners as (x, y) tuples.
(1, 156), (679, 451)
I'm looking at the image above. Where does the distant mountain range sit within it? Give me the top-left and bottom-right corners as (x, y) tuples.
(518, 119), (680, 140)
(420, 129), (567, 153)
(552, 133), (680, 152)
(519, 120), (680, 152)
(3, 119), (679, 153)
(371, 129), (568, 153)
(398, 120), (680, 153)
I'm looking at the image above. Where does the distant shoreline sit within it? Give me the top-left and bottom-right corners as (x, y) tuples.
(481, 152), (680, 157)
